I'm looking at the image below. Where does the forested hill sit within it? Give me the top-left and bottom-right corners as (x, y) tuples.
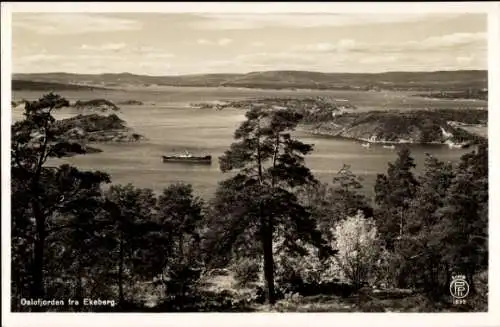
(13, 70), (487, 91)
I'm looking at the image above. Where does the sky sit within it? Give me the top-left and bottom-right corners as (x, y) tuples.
(11, 12), (487, 75)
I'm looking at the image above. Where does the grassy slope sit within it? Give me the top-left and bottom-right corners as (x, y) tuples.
(193, 270), (487, 312)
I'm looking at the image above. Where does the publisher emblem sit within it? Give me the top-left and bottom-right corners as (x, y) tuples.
(450, 276), (469, 299)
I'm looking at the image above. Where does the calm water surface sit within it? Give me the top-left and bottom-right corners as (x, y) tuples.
(12, 88), (478, 199)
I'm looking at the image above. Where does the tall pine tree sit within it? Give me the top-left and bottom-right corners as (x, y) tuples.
(11, 93), (109, 305)
(214, 106), (328, 304)
(374, 146), (419, 249)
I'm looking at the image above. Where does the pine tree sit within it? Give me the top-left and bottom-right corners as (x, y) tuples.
(374, 146), (419, 248)
(432, 144), (488, 293)
(44, 165), (111, 305)
(330, 164), (370, 224)
(401, 154), (455, 293)
(102, 184), (157, 305)
(214, 106), (329, 305)
(11, 93), (108, 304)
(149, 183), (205, 306)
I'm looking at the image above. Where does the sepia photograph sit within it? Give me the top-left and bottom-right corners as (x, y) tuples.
(1, 2), (499, 325)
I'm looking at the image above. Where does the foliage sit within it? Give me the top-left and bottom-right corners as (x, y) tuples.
(295, 164), (370, 239)
(432, 144), (488, 288)
(232, 258), (261, 288)
(101, 184), (157, 304)
(213, 106), (330, 304)
(149, 183), (205, 307)
(374, 146), (419, 249)
(11, 92), (489, 313)
(332, 211), (385, 289)
(372, 144), (488, 298)
(11, 93), (110, 308)
(318, 109), (487, 144)
(73, 98), (120, 111)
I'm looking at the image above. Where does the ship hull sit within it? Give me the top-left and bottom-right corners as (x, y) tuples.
(161, 155), (212, 164)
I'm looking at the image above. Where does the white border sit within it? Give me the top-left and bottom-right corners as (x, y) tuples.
(2, 1), (497, 13)
(2, 2), (499, 327)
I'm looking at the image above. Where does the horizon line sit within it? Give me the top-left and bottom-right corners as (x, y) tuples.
(12, 68), (488, 78)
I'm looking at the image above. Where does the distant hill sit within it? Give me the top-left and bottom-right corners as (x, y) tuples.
(12, 79), (108, 91)
(13, 70), (487, 92)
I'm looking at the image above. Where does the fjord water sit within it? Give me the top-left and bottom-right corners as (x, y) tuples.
(12, 87), (480, 199)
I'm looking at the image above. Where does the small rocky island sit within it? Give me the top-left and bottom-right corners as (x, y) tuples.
(72, 99), (120, 112)
(57, 113), (145, 143)
(117, 99), (144, 105)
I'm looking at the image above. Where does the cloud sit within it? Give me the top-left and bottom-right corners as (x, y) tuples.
(197, 39), (211, 45)
(134, 46), (155, 52)
(77, 44), (175, 59)
(293, 32), (486, 56)
(144, 52), (175, 59)
(193, 52), (322, 73)
(13, 13), (142, 35)
(218, 38), (232, 46)
(16, 53), (122, 64)
(250, 41), (264, 47)
(407, 32), (487, 50)
(189, 13), (458, 30)
(359, 55), (399, 64)
(235, 52), (317, 66)
(80, 43), (127, 51)
(295, 39), (360, 53)
(18, 54), (64, 63)
(456, 56), (474, 64)
(196, 38), (232, 46)
(15, 51), (175, 75)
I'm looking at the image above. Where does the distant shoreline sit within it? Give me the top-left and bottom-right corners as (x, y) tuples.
(298, 128), (445, 146)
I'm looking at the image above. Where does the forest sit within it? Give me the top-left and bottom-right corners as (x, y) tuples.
(10, 93), (488, 312)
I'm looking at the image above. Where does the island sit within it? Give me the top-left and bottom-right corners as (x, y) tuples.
(57, 113), (145, 143)
(193, 96), (486, 146)
(117, 99), (144, 105)
(72, 99), (120, 112)
(191, 97), (357, 123)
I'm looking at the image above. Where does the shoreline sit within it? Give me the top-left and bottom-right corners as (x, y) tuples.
(298, 127), (475, 147)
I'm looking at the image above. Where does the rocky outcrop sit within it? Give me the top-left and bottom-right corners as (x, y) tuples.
(117, 99), (144, 105)
(58, 113), (145, 143)
(303, 109), (487, 145)
(73, 99), (120, 112)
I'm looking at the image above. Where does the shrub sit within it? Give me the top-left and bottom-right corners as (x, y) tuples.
(233, 258), (261, 288)
(332, 211), (385, 289)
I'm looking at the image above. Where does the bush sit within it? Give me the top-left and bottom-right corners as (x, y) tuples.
(273, 235), (343, 296)
(332, 211), (385, 289)
(233, 258), (261, 288)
